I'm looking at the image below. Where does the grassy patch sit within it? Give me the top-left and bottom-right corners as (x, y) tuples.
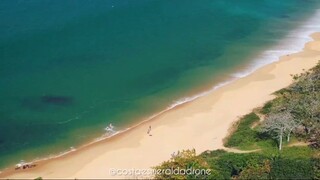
(260, 101), (273, 114)
(224, 113), (259, 148)
(224, 112), (275, 150)
(280, 146), (315, 159)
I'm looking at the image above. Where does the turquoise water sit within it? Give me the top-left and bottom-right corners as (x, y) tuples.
(1, 0), (320, 169)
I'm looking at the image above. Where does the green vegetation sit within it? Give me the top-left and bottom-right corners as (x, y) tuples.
(260, 63), (320, 150)
(153, 149), (219, 179)
(224, 112), (275, 150)
(269, 157), (315, 179)
(154, 148), (319, 179)
(153, 62), (320, 179)
(260, 101), (273, 116)
(224, 113), (260, 149)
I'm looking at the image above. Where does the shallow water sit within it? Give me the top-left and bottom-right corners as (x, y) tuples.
(0, 0), (320, 169)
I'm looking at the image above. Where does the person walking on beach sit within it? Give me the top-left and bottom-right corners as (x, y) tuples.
(147, 125), (152, 136)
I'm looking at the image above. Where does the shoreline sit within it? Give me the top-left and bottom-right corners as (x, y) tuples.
(1, 9), (319, 174)
(1, 32), (320, 179)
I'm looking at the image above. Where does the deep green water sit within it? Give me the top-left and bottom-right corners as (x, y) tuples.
(1, 0), (320, 169)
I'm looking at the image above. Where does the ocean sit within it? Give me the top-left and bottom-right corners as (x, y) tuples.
(1, 0), (320, 169)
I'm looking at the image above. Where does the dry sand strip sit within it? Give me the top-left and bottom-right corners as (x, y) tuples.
(1, 32), (320, 179)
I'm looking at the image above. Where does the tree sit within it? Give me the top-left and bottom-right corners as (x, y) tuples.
(310, 129), (320, 148)
(268, 64), (320, 146)
(260, 112), (297, 150)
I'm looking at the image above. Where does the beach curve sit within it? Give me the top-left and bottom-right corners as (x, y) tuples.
(1, 31), (320, 179)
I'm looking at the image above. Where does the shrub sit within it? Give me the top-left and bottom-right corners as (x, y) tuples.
(214, 152), (268, 179)
(261, 101), (273, 114)
(152, 149), (217, 179)
(312, 158), (320, 180)
(270, 157), (314, 179)
(237, 160), (271, 179)
(225, 113), (260, 148)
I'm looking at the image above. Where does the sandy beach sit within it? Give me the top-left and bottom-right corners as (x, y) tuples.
(1, 32), (320, 179)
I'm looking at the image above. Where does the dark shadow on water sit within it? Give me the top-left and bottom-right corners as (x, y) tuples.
(41, 95), (74, 106)
(21, 95), (74, 111)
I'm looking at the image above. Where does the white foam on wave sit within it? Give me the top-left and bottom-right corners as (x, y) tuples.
(233, 9), (320, 78)
(90, 78), (238, 147)
(168, 9), (320, 110)
(93, 129), (124, 143)
(9, 146), (78, 171)
(119, 9), (320, 131)
(6, 9), (320, 172)
(39, 146), (77, 161)
(45, 8), (320, 161)
(168, 80), (235, 109)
